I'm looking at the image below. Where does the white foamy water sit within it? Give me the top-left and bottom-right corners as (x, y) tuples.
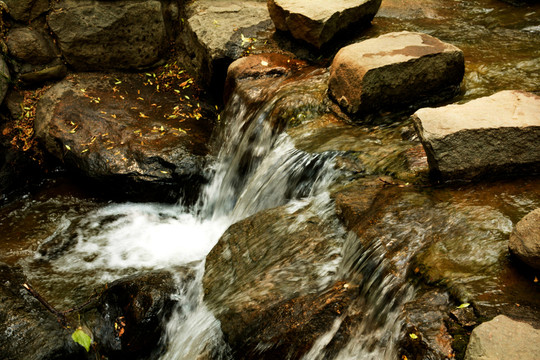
(51, 203), (230, 276)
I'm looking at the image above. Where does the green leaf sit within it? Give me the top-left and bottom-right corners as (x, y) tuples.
(72, 328), (92, 352)
(457, 303), (470, 309)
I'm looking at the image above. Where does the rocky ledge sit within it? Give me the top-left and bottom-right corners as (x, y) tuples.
(34, 72), (214, 202)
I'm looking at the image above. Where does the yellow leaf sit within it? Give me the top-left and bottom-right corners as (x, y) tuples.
(65, 144), (71, 151)
(409, 333), (418, 340)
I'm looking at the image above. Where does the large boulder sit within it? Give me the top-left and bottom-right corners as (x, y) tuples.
(267, 0), (382, 48)
(509, 208), (540, 270)
(412, 90), (540, 180)
(47, 0), (169, 71)
(4, 0), (49, 22)
(465, 315), (540, 360)
(176, 0), (273, 89)
(328, 31), (464, 116)
(35, 72), (214, 202)
(203, 204), (348, 358)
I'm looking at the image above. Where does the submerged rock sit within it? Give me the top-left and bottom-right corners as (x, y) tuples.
(509, 208), (540, 270)
(203, 204), (346, 358)
(412, 90), (540, 180)
(328, 31), (464, 116)
(0, 263), (86, 360)
(465, 315), (540, 360)
(267, 0), (382, 48)
(34, 72), (213, 202)
(176, 0), (273, 89)
(48, 0), (169, 71)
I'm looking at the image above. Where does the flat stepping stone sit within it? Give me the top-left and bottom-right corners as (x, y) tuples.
(465, 315), (540, 360)
(328, 31), (464, 115)
(267, 0), (381, 48)
(412, 90), (540, 180)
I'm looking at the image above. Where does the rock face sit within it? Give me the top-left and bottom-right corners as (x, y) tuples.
(177, 0), (272, 89)
(47, 0), (169, 71)
(35, 72), (213, 202)
(412, 90), (540, 180)
(328, 31), (464, 115)
(465, 315), (540, 360)
(4, 0), (49, 22)
(509, 208), (540, 270)
(267, 0), (382, 48)
(203, 204), (347, 358)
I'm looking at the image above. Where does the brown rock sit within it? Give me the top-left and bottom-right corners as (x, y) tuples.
(509, 208), (540, 270)
(328, 31), (464, 115)
(6, 27), (58, 65)
(267, 0), (382, 48)
(413, 90), (540, 180)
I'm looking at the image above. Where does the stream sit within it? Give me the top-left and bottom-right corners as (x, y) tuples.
(1, 0), (540, 359)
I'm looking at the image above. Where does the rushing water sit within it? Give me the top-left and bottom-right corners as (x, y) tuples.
(2, 0), (540, 359)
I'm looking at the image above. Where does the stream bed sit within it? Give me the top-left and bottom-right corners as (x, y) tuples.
(1, 0), (540, 359)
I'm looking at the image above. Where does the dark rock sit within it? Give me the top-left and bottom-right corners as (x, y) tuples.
(176, 0), (273, 90)
(6, 27), (59, 65)
(84, 270), (190, 359)
(34, 72), (214, 203)
(465, 315), (540, 360)
(48, 0), (169, 71)
(400, 289), (455, 359)
(267, 0), (382, 48)
(4, 0), (49, 22)
(203, 204), (345, 358)
(0, 55), (10, 104)
(509, 208), (540, 270)
(0, 263), (87, 360)
(412, 90), (540, 180)
(328, 31), (464, 116)
(18, 63), (68, 85)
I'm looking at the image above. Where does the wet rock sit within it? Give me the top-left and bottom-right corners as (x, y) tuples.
(6, 27), (58, 65)
(400, 289), (454, 360)
(35, 72), (213, 203)
(231, 282), (357, 359)
(267, 0), (382, 48)
(509, 208), (540, 270)
(412, 90), (540, 180)
(328, 31), (464, 116)
(48, 0), (168, 71)
(465, 315), (540, 360)
(203, 204), (346, 358)
(4, 0), (49, 22)
(176, 0), (273, 90)
(0, 55), (10, 104)
(332, 176), (393, 236)
(0, 263), (86, 360)
(224, 53), (308, 103)
(84, 270), (189, 359)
